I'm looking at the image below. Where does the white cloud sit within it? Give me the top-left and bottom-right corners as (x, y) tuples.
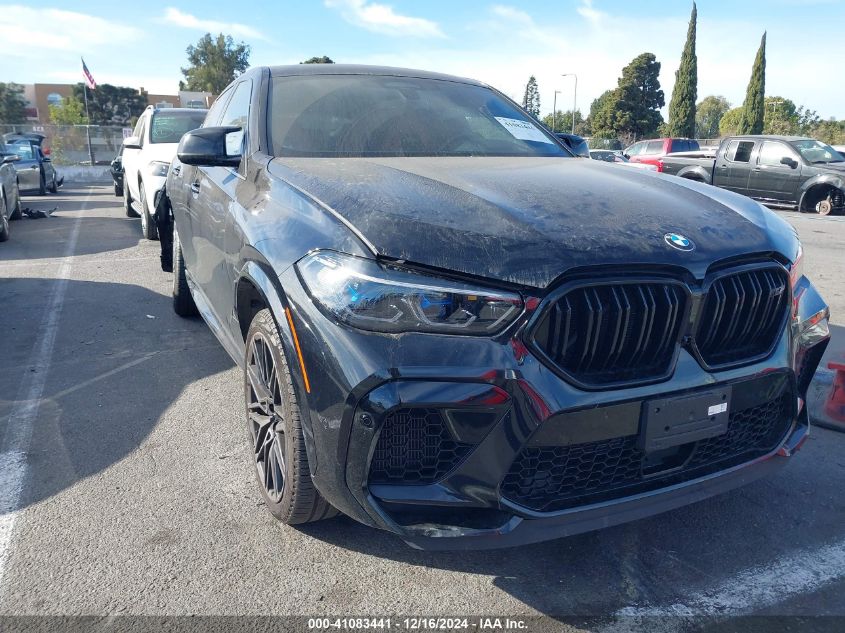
(0, 6), (142, 52)
(576, 0), (607, 27)
(161, 7), (266, 41)
(324, 0), (445, 38)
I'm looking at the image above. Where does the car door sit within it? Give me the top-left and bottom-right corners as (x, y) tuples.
(748, 141), (804, 203)
(187, 79), (252, 334)
(122, 114), (147, 201)
(172, 87), (233, 277)
(715, 139), (755, 194)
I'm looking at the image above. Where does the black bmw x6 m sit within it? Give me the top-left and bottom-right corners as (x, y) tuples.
(167, 65), (830, 549)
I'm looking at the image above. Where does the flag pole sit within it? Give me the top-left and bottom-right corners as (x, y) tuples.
(83, 82), (94, 166)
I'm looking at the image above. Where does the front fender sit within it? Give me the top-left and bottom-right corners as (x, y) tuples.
(235, 257), (321, 474)
(798, 173), (845, 207)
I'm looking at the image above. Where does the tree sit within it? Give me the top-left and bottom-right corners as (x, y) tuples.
(0, 82), (27, 124)
(71, 83), (146, 126)
(522, 76), (540, 118)
(591, 53), (664, 143)
(695, 95), (730, 139)
(736, 32), (766, 135)
(719, 107), (744, 136)
(48, 95), (88, 125)
(542, 110), (586, 135)
(667, 2), (697, 138)
(301, 56), (334, 64)
(180, 33), (250, 94)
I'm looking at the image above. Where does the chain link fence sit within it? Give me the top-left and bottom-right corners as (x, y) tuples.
(0, 124), (130, 166)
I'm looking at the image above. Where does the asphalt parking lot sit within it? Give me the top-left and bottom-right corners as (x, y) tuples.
(1, 185), (844, 631)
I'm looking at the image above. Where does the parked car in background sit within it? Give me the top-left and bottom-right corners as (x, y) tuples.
(3, 132), (50, 156)
(0, 144), (22, 241)
(110, 148), (124, 197)
(589, 149), (658, 171)
(833, 145), (845, 157)
(661, 135), (845, 214)
(166, 64), (827, 550)
(555, 132), (589, 157)
(624, 138), (701, 171)
(8, 139), (59, 195)
(121, 105), (207, 239)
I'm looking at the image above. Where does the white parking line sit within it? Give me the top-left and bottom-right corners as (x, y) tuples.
(0, 188), (89, 596)
(603, 537), (845, 627)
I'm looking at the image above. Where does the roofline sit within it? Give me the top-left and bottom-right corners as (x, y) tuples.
(263, 64), (487, 87)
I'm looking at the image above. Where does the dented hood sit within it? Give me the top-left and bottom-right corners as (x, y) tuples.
(268, 156), (798, 288)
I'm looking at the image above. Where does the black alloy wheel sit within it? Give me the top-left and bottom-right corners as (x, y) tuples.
(246, 330), (287, 504)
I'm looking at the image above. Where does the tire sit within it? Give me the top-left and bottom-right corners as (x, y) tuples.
(139, 184), (159, 240)
(9, 190), (22, 221)
(244, 309), (337, 524)
(0, 196), (9, 242)
(48, 173), (57, 194)
(114, 182), (122, 197)
(124, 181), (139, 218)
(172, 229), (198, 317)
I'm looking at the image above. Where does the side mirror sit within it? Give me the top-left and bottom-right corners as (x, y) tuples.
(780, 156), (798, 169)
(1, 154), (20, 164)
(623, 153), (630, 159)
(176, 126), (242, 168)
(122, 136), (141, 150)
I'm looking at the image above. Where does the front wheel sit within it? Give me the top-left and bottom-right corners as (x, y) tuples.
(124, 182), (139, 218)
(0, 203), (9, 242)
(172, 229), (198, 317)
(244, 309), (337, 524)
(139, 184), (159, 240)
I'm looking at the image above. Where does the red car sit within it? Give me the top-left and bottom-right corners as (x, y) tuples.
(624, 138), (700, 171)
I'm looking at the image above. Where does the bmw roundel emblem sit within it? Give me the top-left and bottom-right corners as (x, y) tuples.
(664, 233), (695, 251)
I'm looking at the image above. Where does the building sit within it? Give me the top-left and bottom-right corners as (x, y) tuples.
(19, 83), (214, 124)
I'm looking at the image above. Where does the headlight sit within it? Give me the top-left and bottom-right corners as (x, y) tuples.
(296, 251), (523, 335)
(148, 161), (170, 177)
(790, 242), (803, 288)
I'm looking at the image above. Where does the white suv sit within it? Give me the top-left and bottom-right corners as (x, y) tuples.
(122, 106), (207, 239)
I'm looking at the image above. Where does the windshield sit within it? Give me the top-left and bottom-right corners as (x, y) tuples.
(150, 111), (207, 144)
(269, 75), (570, 158)
(790, 139), (844, 164)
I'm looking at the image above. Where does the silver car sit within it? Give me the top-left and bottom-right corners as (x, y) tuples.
(0, 145), (22, 241)
(9, 140), (58, 194)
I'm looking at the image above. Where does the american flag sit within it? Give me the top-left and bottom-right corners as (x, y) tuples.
(81, 58), (96, 90)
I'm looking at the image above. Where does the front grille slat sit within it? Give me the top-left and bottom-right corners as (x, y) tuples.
(501, 379), (794, 512)
(696, 267), (789, 368)
(533, 281), (685, 387)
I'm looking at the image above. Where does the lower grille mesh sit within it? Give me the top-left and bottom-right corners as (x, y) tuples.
(501, 383), (794, 512)
(369, 408), (472, 485)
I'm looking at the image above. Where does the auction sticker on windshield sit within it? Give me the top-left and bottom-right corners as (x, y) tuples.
(494, 117), (553, 143)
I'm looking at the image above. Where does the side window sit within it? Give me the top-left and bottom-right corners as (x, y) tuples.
(627, 142), (643, 156)
(645, 140), (664, 154)
(220, 81), (252, 157)
(203, 88), (232, 128)
(758, 141), (797, 167)
(726, 140), (754, 163)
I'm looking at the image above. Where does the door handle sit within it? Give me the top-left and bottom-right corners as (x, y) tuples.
(190, 181), (200, 194)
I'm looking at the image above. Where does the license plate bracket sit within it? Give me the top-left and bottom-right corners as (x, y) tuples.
(640, 386), (732, 453)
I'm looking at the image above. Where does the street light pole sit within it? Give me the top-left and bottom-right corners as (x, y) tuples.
(552, 90), (561, 132)
(561, 73), (578, 134)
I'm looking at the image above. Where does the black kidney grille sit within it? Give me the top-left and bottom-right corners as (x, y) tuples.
(501, 385), (793, 512)
(696, 268), (789, 367)
(532, 282), (686, 386)
(369, 408), (472, 485)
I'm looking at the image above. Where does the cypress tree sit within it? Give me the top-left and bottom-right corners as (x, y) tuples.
(736, 32), (766, 135)
(667, 2), (697, 138)
(522, 76), (540, 118)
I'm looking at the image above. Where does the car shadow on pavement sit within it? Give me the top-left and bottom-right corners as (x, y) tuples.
(0, 277), (235, 512)
(2, 214), (144, 261)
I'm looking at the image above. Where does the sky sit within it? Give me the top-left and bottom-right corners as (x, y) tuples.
(2, 0), (844, 120)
